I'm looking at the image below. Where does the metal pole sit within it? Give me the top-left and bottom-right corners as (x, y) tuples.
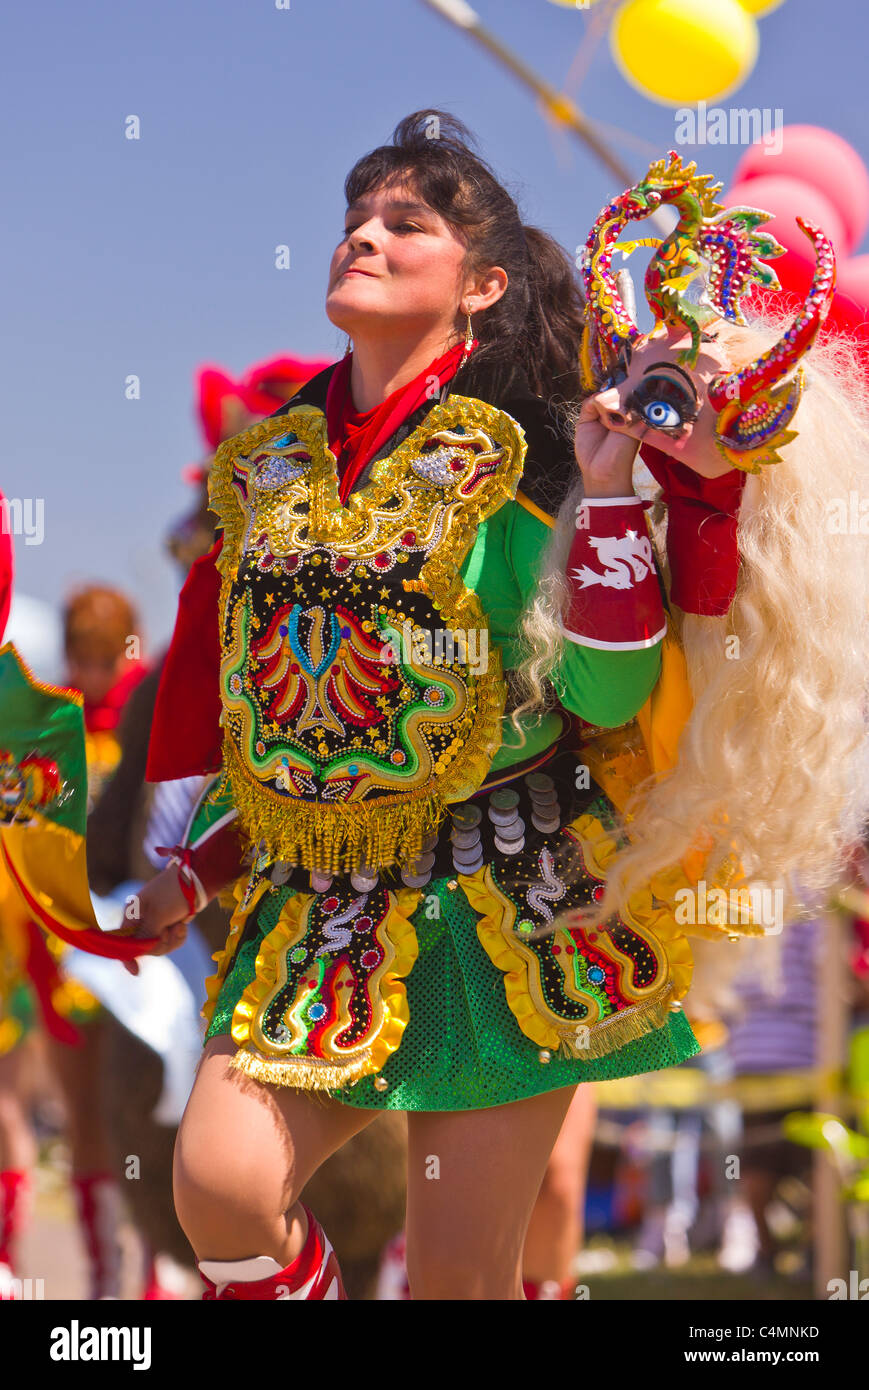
(421, 0), (673, 235)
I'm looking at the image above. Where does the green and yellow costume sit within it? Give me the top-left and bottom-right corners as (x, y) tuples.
(182, 359), (704, 1109)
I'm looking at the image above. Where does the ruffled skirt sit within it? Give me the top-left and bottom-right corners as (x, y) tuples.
(201, 753), (701, 1111)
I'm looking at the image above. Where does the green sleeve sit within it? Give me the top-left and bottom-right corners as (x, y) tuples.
(461, 499), (662, 730)
(186, 773), (237, 848)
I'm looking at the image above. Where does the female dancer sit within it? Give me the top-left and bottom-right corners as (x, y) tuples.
(131, 122), (869, 1299)
(1, 585), (147, 1299)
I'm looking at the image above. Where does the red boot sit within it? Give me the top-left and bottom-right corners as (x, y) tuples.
(70, 1171), (123, 1300)
(142, 1249), (186, 1300)
(0, 1170), (32, 1297)
(198, 1205), (346, 1301)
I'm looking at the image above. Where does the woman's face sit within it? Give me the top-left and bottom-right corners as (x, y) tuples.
(589, 324), (738, 479)
(326, 179), (477, 342)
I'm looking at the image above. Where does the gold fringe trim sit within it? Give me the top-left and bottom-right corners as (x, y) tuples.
(227, 1045), (375, 1091)
(223, 737), (451, 873)
(556, 989), (680, 1061)
(0, 640), (85, 709)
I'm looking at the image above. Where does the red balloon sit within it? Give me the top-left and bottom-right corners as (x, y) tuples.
(837, 254), (869, 313)
(828, 256), (869, 359)
(733, 125), (869, 257)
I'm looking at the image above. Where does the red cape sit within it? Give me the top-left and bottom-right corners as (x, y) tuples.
(146, 540), (223, 781)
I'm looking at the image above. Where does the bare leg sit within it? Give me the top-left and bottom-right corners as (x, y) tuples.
(48, 1021), (125, 1298)
(0, 1048), (37, 1173)
(47, 1021), (113, 1174)
(173, 1036), (381, 1265)
(405, 1084), (579, 1300)
(523, 1082), (597, 1290)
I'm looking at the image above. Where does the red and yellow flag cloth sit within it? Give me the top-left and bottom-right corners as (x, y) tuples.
(0, 644), (158, 960)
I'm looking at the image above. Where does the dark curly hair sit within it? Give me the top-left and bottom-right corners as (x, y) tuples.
(343, 109), (586, 410)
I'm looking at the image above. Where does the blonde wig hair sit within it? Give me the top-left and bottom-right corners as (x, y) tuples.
(514, 319), (869, 933)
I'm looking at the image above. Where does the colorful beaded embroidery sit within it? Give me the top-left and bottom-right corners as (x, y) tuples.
(209, 397), (526, 875)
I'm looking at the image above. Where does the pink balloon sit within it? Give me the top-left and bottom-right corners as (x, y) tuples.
(733, 125), (869, 256)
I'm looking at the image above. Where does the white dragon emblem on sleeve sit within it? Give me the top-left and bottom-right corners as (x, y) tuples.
(569, 530), (655, 591)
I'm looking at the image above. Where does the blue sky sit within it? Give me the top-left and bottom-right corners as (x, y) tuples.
(3, 0), (867, 657)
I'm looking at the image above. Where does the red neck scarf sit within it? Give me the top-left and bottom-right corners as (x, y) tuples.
(325, 339), (477, 504)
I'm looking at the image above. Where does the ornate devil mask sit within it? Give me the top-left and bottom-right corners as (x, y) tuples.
(578, 150), (837, 474)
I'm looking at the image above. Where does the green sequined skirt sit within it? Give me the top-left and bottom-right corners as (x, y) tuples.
(203, 873), (700, 1112)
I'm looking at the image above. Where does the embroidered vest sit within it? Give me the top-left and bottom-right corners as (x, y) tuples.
(209, 397), (526, 874)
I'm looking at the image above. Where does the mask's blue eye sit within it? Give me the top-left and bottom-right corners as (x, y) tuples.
(627, 367), (699, 433)
(643, 400), (682, 429)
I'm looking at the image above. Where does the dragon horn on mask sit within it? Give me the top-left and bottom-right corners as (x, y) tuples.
(578, 151), (837, 472)
(707, 219), (836, 471)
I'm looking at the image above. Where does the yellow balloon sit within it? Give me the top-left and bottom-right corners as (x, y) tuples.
(612, 0), (759, 106)
(738, 0), (786, 14)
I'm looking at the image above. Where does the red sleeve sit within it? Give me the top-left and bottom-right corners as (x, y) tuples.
(639, 445), (747, 617)
(0, 491), (13, 641)
(563, 496), (666, 649)
(146, 539), (224, 781)
(189, 820), (246, 898)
